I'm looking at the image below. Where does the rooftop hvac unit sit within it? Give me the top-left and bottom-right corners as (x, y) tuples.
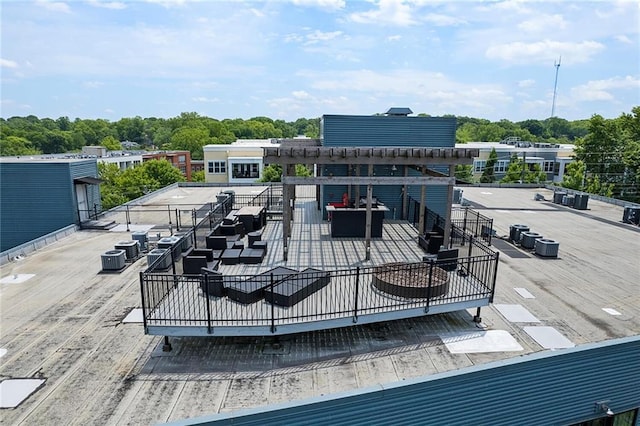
(623, 206), (640, 225)
(535, 238), (559, 257)
(147, 248), (171, 270)
(553, 191), (566, 204)
(520, 232), (543, 249)
(562, 195), (575, 207)
(158, 236), (182, 260)
(509, 224), (529, 243)
(114, 240), (139, 260)
(573, 193), (589, 210)
(101, 249), (126, 271)
(173, 231), (193, 252)
(131, 231), (148, 251)
(453, 188), (463, 204)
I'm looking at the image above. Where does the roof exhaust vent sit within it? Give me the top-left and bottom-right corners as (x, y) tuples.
(385, 107), (413, 116)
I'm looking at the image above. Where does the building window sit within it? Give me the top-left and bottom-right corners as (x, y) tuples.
(178, 155), (186, 163)
(232, 162), (260, 179)
(474, 160), (486, 173)
(494, 160), (509, 173)
(208, 161), (226, 174)
(544, 161), (555, 173)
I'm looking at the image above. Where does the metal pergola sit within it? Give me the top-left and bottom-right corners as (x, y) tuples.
(263, 141), (479, 260)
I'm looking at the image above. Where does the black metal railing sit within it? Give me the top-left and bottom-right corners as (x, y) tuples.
(139, 252), (498, 333)
(408, 197), (493, 245)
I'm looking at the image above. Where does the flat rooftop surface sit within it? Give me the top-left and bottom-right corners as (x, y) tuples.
(1, 185), (638, 425)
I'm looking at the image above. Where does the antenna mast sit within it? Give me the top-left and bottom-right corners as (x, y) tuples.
(551, 56), (561, 117)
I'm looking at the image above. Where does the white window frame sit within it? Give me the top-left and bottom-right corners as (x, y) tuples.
(208, 161), (226, 174)
(474, 160), (486, 173)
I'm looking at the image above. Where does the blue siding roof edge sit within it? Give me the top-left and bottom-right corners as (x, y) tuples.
(163, 335), (640, 426)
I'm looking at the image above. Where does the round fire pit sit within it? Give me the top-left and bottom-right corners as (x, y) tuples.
(372, 262), (449, 299)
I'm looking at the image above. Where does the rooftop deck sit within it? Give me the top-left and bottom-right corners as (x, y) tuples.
(141, 189), (497, 337)
(1, 185), (638, 424)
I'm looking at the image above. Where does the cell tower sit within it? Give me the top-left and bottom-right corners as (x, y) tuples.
(551, 56), (561, 117)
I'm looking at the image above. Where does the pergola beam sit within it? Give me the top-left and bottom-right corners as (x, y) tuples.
(282, 176), (455, 185)
(264, 146), (478, 166)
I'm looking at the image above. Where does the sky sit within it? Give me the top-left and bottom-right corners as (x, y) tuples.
(1, 0), (639, 123)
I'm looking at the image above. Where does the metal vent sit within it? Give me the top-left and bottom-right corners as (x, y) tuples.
(534, 239), (559, 257)
(101, 250), (126, 271)
(147, 249), (171, 270)
(114, 240), (139, 260)
(131, 231), (148, 251)
(520, 232), (542, 249)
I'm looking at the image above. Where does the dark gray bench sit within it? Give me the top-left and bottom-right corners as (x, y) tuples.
(182, 248), (219, 275)
(220, 248), (242, 265)
(226, 266), (298, 304)
(239, 248), (265, 264)
(264, 268), (331, 307)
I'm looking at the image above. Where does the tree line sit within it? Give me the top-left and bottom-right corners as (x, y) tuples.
(1, 108), (638, 203)
(0, 112), (591, 160)
(0, 113), (321, 160)
(453, 107), (639, 203)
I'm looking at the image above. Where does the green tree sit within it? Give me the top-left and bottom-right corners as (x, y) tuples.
(501, 156), (546, 183)
(561, 160), (586, 190)
(143, 159), (186, 186)
(115, 116), (145, 143)
(455, 165), (474, 183)
(0, 135), (41, 156)
(260, 164), (283, 182)
(101, 135), (122, 151)
(574, 113), (627, 198)
(191, 170), (205, 182)
(295, 164), (312, 177)
(168, 127), (211, 160)
(480, 148), (498, 183)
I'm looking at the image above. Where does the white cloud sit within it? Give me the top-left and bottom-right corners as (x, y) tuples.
(570, 76), (640, 102)
(144, 0), (186, 9)
(292, 90), (312, 100)
(87, 1), (127, 10)
(422, 13), (466, 27)
(518, 79), (535, 88)
(299, 68), (512, 116)
(82, 81), (104, 88)
(290, 0), (345, 12)
(305, 30), (343, 45)
(349, 0), (416, 26)
(192, 97), (219, 103)
(36, 1), (71, 13)
(1, 59), (19, 69)
(485, 40), (605, 65)
(387, 35), (401, 42)
(614, 35), (633, 44)
(517, 14), (566, 33)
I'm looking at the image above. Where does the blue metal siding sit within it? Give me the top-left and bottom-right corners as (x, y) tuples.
(322, 115), (456, 148)
(0, 160), (98, 252)
(69, 160), (102, 213)
(167, 336), (640, 426)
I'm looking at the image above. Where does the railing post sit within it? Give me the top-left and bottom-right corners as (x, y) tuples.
(125, 205), (131, 232)
(139, 271), (148, 332)
(168, 205), (172, 226)
(490, 252), (500, 303)
(270, 273), (276, 334)
(204, 275), (212, 334)
(425, 260), (434, 313)
(353, 268), (360, 323)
